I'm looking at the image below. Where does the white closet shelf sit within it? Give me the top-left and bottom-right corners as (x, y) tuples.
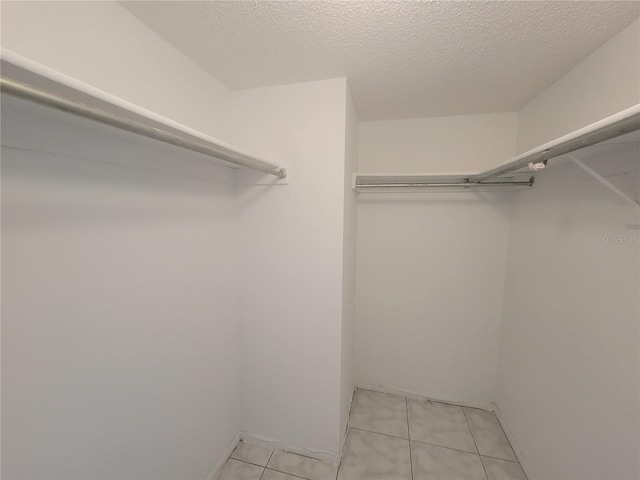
(0, 49), (286, 179)
(354, 104), (640, 191)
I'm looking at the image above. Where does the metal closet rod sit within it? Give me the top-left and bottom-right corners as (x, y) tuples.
(355, 104), (640, 190)
(0, 77), (287, 179)
(357, 179), (534, 188)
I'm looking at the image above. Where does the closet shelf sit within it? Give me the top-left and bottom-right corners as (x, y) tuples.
(0, 49), (286, 179)
(354, 104), (640, 191)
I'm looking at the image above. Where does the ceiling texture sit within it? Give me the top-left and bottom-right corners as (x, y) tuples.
(121, 1), (640, 121)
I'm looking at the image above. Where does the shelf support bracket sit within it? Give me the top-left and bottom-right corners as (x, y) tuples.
(567, 154), (639, 207)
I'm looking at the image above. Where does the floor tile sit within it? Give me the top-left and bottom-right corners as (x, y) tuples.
(231, 441), (274, 467)
(261, 469), (306, 480)
(218, 458), (264, 480)
(337, 428), (411, 480)
(411, 442), (487, 480)
(463, 408), (517, 461)
(267, 450), (337, 480)
(481, 457), (527, 480)
(407, 398), (477, 453)
(348, 389), (409, 439)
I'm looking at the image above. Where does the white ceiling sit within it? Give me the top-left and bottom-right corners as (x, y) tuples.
(121, 1), (640, 121)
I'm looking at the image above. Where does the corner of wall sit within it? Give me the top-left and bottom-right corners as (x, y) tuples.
(515, 17), (640, 152)
(0, 1), (234, 141)
(339, 81), (359, 445)
(228, 77), (353, 456)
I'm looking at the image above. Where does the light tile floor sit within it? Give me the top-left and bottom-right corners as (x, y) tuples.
(217, 389), (527, 480)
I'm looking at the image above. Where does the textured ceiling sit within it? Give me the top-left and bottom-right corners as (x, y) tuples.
(121, 1), (640, 120)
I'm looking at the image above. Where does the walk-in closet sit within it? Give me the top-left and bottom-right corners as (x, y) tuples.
(1, 2), (638, 480)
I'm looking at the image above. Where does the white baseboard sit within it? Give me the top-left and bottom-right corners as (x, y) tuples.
(206, 427), (343, 479)
(207, 432), (242, 480)
(494, 407), (534, 480)
(207, 430), (341, 480)
(239, 432), (340, 465)
(356, 383), (496, 412)
(339, 387), (356, 458)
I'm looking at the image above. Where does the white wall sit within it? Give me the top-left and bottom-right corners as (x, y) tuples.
(0, 3), (244, 478)
(229, 78), (349, 457)
(359, 112), (517, 173)
(355, 192), (511, 406)
(495, 17), (640, 480)
(496, 143), (640, 480)
(339, 86), (358, 445)
(1, 96), (241, 479)
(0, 1), (231, 139)
(355, 112), (517, 406)
(1, 2), (357, 471)
(516, 18), (640, 153)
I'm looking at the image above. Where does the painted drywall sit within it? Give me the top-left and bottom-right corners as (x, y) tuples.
(339, 86), (358, 445)
(1, 0), (358, 467)
(229, 78), (349, 457)
(516, 17), (640, 153)
(359, 112), (517, 173)
(355, 191), (511, 406)
(1, 96), (241, 479)
(0, 1), (231, 140)
(355, 111), (517, 405)
(0, 2), (244, 478)
(495, 143), (640, 479)
(496, 19), (640, 478)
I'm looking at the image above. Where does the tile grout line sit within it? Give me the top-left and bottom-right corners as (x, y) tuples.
(258, 448), (276, 480)
(264, 466), (314, 480)
(479, 454), (522, 464)
(409, 437), (484, 456)
(226, 457), (265, 480)
(267, 448), (275, 466)
(233, 457), (271, 470)
(348, 426), (409, 442)
(257, 465), (267, 480)
(405, 397), (414, 480)
(349, 425), (504, 459)
(479, 456), (491, 480)
(265, 448), (337, 480)
(463, 407), (489, 480)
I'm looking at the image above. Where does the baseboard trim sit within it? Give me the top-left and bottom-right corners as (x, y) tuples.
(356, 383), (496, 412)
(206, 428), (342, 479)
(339, 387), (356, 458)
(207, 432), (241, 480)
(239, 432), (340, 465)
(494, 407), (534, 480)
